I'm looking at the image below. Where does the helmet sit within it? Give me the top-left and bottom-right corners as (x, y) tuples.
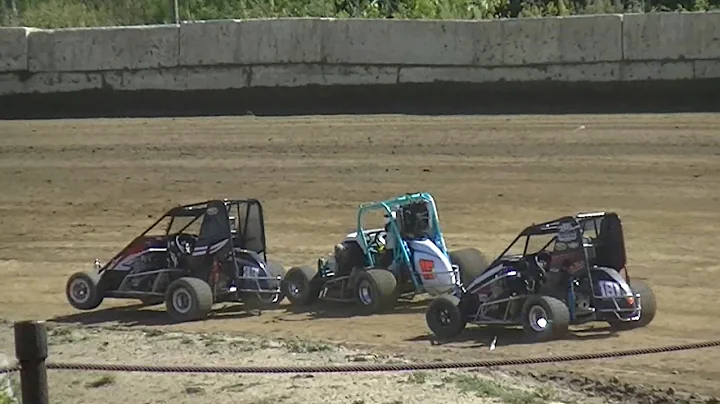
(383, 210), (396, 225)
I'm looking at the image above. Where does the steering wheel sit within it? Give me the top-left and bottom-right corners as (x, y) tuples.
(174, 233), (198, 255)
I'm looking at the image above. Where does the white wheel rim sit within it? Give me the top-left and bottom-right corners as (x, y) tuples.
(172, 289), (192, 314)
(358, 280), (373, 305)
(69, 278), (90, 304)
(528, 305), (549, 332)
(287, 280), (302, 298)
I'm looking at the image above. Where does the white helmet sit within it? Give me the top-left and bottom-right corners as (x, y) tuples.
(383, 210), (396, 225)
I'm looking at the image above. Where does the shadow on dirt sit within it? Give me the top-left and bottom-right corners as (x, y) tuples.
(49, 302), (263, 328)
(406, 323), (621, 349)
(275, 298), (431, 322)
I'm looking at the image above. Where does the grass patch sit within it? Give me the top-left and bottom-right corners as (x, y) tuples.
(284, 339), (333, 353)
(406, 371), (428, 384)
(0, 391), (17, 404)
(445, 373), (558, 404)
(85, 375), (115, 388)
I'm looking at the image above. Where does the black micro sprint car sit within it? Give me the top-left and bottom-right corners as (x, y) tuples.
(425, 212), (657, 342)
(65, 199), (286, 322)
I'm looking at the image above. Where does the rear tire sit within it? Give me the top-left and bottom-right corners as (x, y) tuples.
(355, 269), (398, 315)
(426, 294), (466, 339)
(164, 277), (214, 322)
(521, 295), (570, 342)
(66, 271), (103, 310)
(449, 248), (489, 286)
(608, 279), (657, 330)
(282, 266), (321, 306)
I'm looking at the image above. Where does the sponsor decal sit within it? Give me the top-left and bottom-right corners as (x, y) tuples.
(419, 259), (436, 280)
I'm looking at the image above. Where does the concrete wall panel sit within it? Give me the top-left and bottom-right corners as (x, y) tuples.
(0, 27), (28, 72)
(28, 24), (179, 72)
(321, 19), (479, 66)
(623, 12), (720, 61)
(180, 19), (323, 66)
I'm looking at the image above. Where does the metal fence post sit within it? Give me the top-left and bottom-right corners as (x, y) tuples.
(14, 321), (49, 404)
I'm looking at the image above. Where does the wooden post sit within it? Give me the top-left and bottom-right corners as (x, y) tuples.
(14, 321), (49, 404)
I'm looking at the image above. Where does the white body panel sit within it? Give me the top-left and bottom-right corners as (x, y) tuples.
(407, 239), (457, 296)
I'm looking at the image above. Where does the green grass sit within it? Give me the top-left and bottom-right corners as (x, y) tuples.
(85, 374), (116, 388)
(445, 373), (560, 404)
(1, 0), (719, 29)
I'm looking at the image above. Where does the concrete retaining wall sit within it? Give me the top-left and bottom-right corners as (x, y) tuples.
(0, 12), (719, 96)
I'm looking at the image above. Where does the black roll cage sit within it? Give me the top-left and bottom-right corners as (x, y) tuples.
(98, 198), (268, 273)
(487, 212), (607, 269)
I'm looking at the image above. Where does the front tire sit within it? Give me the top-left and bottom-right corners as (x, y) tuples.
(354, 269), (397, 315)
(521, 295), (570, 342)
(282, 266), (321, 306)
(164, 277), (214, 322)
(426, 294), (466, 339)
(66, 271), (103, 310)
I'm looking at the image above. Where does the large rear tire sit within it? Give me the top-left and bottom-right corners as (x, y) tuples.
(354, 269), (398, 315)
(282, 266), (321, 306)
(66, 271), (104, 310)
(608, 279), (657, 330)
(449, 248), (489, 287)
(425, 294), (466, 339)
(521, 295), (570, 342)
(164, 277), (214, 322)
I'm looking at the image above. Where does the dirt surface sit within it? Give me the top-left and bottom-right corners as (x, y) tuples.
(0, 321), (599, 404)
(0, 114), (719, 402)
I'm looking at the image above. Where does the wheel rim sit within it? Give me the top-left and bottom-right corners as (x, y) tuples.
(287, 279), (303, 298)
(436, 307), (453, 327)
(528, 305), (549, 332)
(171, 288), (192, 314)
(358, 280), (373, 305)
(69, 278), (90, 304)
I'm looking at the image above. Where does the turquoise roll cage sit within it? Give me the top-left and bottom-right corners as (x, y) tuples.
(355, 192), (450, 292)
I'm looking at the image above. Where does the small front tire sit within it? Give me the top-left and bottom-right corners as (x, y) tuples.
(164, 277), (214, 322)
(426, 294), (466, 339)
(354, 269), (398, 315)
(66, 271), (103, 310)
(521, 295), (570, 342)
(282, 266), (321, 306)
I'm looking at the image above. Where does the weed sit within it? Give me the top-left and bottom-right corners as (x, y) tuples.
(85, 375), (115, 388)
(445, 373), (556, 404)
(406, 371), (428, 384)
(285, 339), (332, 353)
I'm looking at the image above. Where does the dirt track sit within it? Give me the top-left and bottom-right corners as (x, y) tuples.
(1, 114), (719, 402)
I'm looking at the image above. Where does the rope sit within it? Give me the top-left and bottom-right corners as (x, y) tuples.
(2, 339), (719, 375)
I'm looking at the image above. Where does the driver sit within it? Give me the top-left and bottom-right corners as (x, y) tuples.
(531, 251), (551, 280)
(378, 210), (397, 269)
(522, 251), (551, 290)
